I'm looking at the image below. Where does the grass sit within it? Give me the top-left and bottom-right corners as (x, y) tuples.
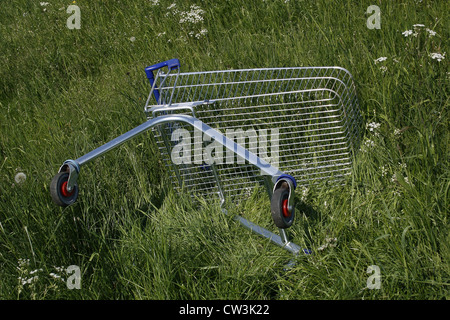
(0, 0), (448, 300)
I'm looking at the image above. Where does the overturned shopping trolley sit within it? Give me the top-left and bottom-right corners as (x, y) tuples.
(50, 59), (364, 256)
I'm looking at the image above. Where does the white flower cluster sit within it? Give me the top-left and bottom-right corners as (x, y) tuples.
(361, 121), (381, 152)
(402, 23), (438, 38)
(402, 30), (413, 37)
(40, 2), (49, 12)
(374, 57), (387, 64)
(179, 4), (205, 24)
(429, 52), (445, 62)
(366, 122), (381, 132)
(17, 259), (42, 286)
(380, 165), (388, 177)
(300, 186), (309, 202)
(195, 28), (208, 39)
(161, 3), (208, 40)
(373, 57), (388, 73)
(17, 259), (67, 290)
(317, 237), (337, 251)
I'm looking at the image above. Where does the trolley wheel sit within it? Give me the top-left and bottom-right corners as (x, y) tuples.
(50, 172), (79, 207)
(271, 186), (294, 229)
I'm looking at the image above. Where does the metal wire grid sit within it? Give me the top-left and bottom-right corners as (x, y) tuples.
(148, 67), (363, 200)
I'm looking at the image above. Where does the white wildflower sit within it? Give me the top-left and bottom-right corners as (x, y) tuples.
(380, 165), (388, 177)
(379, 65), (388, 73)
(413, 24), (425, 28)
(374, 57), (387, 64)
(157, 31), (166, 37)
(361, 137), (376, 152)
(18, 258), (30, 267)
(317, 237), (337, 251)
(402, 30), (413, 37)
(429, 52), (445, 62)
(179, 4), (205, 24)
(40, 2), (49, 6)
(300, 186), (309, 202)
(129, 36), (136, 42)
(54, 266), (65, 272)
(29, 268), (43, 275)
(364, 139), (375, 148)
(150, 0), (159, 5)
(195, 28), (208, 39)
(426, 28), (437, 37)
(366, 122), (381, 132)
(167, 3), (176, 10)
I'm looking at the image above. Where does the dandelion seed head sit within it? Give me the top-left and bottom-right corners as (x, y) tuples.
(14, 172), (26, 184)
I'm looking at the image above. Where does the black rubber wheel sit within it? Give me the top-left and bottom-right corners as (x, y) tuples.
(50, 172), (79, 207)
(271, 186), (294, 229)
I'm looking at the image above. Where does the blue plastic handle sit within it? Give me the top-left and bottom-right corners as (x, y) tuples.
(145, 59), (181, 103)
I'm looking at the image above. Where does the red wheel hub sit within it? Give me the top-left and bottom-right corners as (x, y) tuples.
(61, 181), (74, 197)
(282, 199), (290, 218)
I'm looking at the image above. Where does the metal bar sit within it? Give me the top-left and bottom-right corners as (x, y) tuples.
(234, 214), (303, 255)
(74, 115), (283, 183)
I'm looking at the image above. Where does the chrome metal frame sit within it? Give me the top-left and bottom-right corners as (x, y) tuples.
(57, 114), (303, 254)
(54, 59), (364, 260)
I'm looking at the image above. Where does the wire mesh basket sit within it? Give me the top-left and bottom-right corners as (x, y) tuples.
(146, 63), (364, 202)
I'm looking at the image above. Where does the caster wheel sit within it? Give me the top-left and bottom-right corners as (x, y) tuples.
(50, 172), (79, 207)
(271, 185), (294, 229)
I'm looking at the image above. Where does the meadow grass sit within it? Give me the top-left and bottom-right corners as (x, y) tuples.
(0, 0), (448, 300)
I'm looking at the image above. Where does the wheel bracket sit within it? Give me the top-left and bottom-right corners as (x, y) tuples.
(273, 175), (296, 213)
(58, 159), (80, 193)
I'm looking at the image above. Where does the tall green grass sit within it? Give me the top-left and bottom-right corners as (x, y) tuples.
(0, 0), (448, 299)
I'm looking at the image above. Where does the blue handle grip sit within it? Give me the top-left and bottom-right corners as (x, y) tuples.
(145, 59), (181, 103)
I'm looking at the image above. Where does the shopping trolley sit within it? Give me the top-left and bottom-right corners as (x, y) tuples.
(50, 59), (363, 256)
